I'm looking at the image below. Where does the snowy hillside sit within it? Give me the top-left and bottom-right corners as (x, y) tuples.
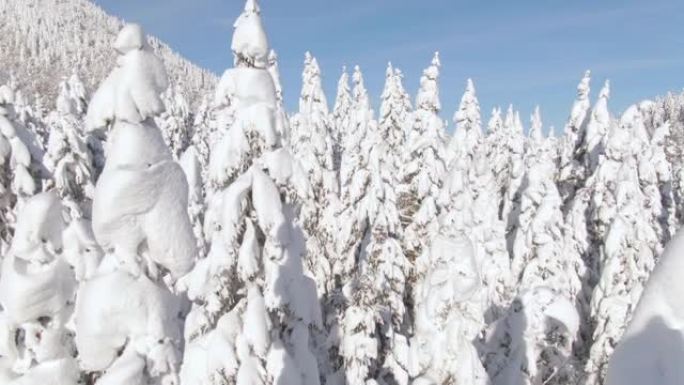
(1, 0), (684, 384)
(0, 0), (216, 107)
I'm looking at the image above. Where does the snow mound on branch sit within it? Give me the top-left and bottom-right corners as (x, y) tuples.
(74, 271), (182, 372)
(9, 192), (64, 260)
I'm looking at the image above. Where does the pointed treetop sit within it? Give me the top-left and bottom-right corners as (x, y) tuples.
(333, 66), (352, 118)
(244, 0), (260, 13)
(386, 62), (394, 77)
(453, 78), (481, 134)
(432, 51), (441, 67)
(577, 69), (591, 99)
(514, 110), (524, 135)
(549, 125), (556, 138)
(529, 106), (543, 141)
(488, 107), (503, 134)
(466, 78), (475, 94)
(352, 66), (368, 99)
(599, 79), (611, 99)
(268, 49), (278, 62)
(504, 104), (515, 129)
(416, 54), (442, 112)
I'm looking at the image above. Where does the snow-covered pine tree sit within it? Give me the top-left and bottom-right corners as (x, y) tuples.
(558, 70), (592, 208)
(481, 286), (580, 385)
(334, 65), (374, 283)
(605, 214), (684, 385)
(585, 158), (658, 385)
(67, 71), (88, 117)
(582, 105), (660, 385)
(510, 125), (584, 383)
(157, 84), (192, 159)
(378, 63), (411, 176)
(12, 89), (49, 150)
(582, 81), (612, 173)
(179, 2), (322, 384)
(288, 52), (342, 380)
(639, 121), (676, 247)
(336, 64), (412, 385)
(0, 192), (80, 384)
(331, 67), (352, 178)
(501, 105), (526, 255)
(0, 84), (43, 252)
(484, 106), (512, 217)
(410, 232), (489, 385)
(76, 23), (197, 385)
(43, 80), (95, 217)
(447, 78), (482, 166)
(401, 52), (448, 262)
(291, 52), (337, 202)
(438, 143), (512, 323)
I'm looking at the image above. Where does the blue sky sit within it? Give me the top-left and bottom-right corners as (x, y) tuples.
(94, 0), (684, 132)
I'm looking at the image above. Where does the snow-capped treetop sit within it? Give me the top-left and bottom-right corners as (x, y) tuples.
(378, 62), (411, 154)
(333, 67), (352, 119)
(583, 79), (612, 170)
(453, 78), (481, 134)
(448, 78), (482, 163)
(568, 70), (592, 132)
(529, 105), (543, 143)
(299, 52), (328, 116)
(488, 107), (503, 135)
(86, 23), (168, 129)
(415, 52), (441, 113)
(232, 0), (269, 68)
(351, 65), (371, 116)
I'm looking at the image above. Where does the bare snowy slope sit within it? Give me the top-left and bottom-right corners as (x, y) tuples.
(0, 0), (216, 106)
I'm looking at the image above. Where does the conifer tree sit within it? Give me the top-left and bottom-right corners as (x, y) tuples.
(179, 2), (322, 383)
(400, 52), (448, 262)
(76, 23), (197, 384)
(43, 80), (95, 217)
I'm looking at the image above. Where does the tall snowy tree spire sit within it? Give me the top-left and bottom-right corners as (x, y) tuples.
(75, 23), (197, 385)
(181, 2), (322, 384)
(584, 79), (611, 172)
(558, 70), (593, 207)
(448, 77), (482, 164)
(529, 105), (543, 143)
(400, 53), (447, 263)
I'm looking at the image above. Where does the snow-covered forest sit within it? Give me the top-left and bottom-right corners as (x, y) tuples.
(1, 0), (684, 384)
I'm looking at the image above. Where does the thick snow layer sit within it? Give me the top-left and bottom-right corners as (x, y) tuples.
(0, 254), (75, 324)
(75, 270), (182, 371)
(86, 24), (168, 129)
(606, 229), (684, 385)
(92, 119), (196, 280)
(215, 67), (278, 111)
(10, 192), (65, 260)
